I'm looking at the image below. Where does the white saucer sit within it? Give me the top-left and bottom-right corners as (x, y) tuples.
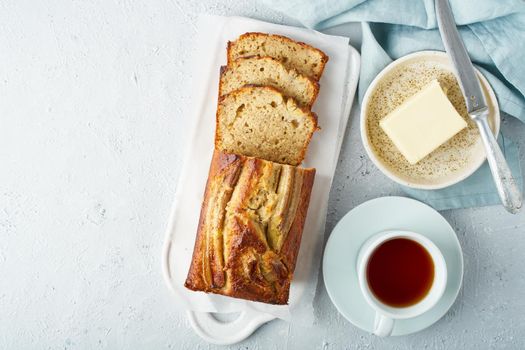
(323, 196), (463, 336)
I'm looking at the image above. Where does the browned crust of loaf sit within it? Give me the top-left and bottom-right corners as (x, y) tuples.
(184, 150), (316, 304)
(276, 166), (315, 302)
(217, 65), (228, 100)
(227, 32), (329, 81)
(218, 56), (320, 108)
(213, 85), (319, 166)
(184, 152), (243, 292)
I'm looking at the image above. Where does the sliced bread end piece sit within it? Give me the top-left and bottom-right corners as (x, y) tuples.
(215, 86), (318, 166)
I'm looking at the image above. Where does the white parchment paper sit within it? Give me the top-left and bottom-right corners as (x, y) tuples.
(163, 14), (359, 321)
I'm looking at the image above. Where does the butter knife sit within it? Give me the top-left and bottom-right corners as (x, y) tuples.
(435, 0), (522, 214)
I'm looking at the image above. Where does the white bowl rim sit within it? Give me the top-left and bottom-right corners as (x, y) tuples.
(359, 50), (501, 190)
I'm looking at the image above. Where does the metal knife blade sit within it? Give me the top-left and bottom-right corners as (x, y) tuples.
(435, 0), (522, 214)
(435, 0), (487, 115)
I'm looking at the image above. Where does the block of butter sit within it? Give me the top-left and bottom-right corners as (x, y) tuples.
(380, 79), (467, 165)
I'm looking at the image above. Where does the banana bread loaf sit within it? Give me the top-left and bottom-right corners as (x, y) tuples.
(184, 150), (316, 304)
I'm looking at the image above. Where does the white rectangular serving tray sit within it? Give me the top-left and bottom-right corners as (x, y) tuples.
(162, 14), (360, 345)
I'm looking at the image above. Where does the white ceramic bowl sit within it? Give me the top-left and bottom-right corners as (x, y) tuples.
(360, 51), (500, 189)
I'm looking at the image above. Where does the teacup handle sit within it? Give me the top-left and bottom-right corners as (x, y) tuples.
(373, 312), (394, 337)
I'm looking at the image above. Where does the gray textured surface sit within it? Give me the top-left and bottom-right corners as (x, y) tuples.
(1, 1), (524, 349)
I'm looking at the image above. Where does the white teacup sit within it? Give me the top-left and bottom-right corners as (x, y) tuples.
(357, 230), (447, 337)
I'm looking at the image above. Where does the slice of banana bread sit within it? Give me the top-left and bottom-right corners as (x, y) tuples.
(215, 86), (318, 166)
(219, 56), (319, 108)
(227, 32), (328, 81)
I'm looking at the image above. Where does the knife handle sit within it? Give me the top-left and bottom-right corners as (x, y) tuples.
(476, 115), (522, 214)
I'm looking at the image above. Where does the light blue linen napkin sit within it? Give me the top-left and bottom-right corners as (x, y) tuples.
(262, 0), (525, 210)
